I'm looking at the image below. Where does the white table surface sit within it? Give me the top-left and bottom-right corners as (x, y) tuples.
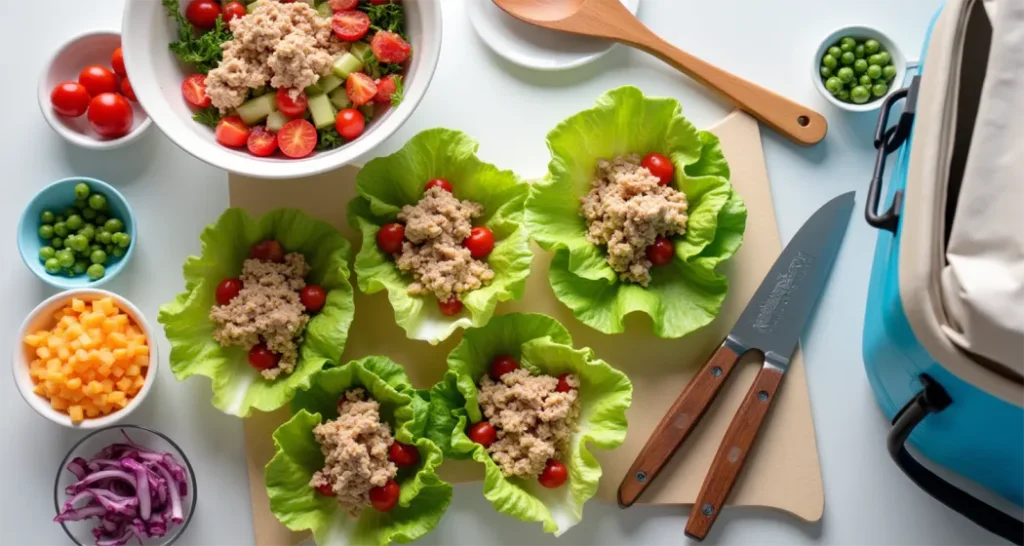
(1, 0), (1007, 544)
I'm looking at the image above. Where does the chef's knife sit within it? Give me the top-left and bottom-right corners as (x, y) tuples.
(617, 191), (855, 540)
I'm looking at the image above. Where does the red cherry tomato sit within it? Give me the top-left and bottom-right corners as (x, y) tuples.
(87, 93), (133, 139)
(646, 236), (674, 267)
(248, 344), (281, 371)
(641, 152), (674, 186)
(120, 77), (137, 102)
(277, 119), (318, 159)
(374, 75), (398, 104)
(371, 31), (411, 64)
(489, 355), (519, 380)
(329, 0), (359, 11)
(468, 422), (496, 448)
(345, 72), (377, 107)
(215, 278), (243, 305)
(50, 82), (91, 117)
(332, 10), (370, 42)
(246, 126), (278, 157)
(215, 116), (250, 148)
(315, 483), (334, 496)
(182, 74), (212, 108)
(111, 48), (126, 78)
(438, 296), (463, 316)
(463, 226), (495, 259)
(78, 65), (119, 97)
(376, 223), (405, 254)
(556, 374), (573, 393)
(300, 285), (327, 313)
(185, 0), (222, 30)
(250, 239), (285, 262)
(369, 480), (400, 512)
(222, 1), (247, 23)
(538, 459), (568, 489)
(276, 88), (308, 118)
(424, 178), (452, 193)
(334, 108), (365, 140)
(388, 442), (420, 467)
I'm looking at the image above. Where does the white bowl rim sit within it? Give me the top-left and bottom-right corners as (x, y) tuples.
(121, 0), (443, 179)
(37, 29), (153, 151)
(12, 289), (159, 429)
(811, 25), (907, 113)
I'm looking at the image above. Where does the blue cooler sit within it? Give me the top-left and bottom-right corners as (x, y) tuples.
(863, 0), (1024, 542)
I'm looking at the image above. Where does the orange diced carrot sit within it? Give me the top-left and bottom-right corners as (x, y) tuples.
(126, 365), (141, 377)
(71, 298), (86, 312)
(66, 377), (82, 390)
(35, 347), (51, 359)
(116, 378), (132, 392)
(68, 406), (84, 422)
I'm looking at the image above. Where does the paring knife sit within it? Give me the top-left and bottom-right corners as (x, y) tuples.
(617, 191), (856, 541)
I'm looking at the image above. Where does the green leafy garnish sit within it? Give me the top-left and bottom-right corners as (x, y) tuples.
(360, 0), (406, 37)
(315, 127), (345, 151)
(192, 106), (222, 128)
(389, 75), (404, 106)
(163, 0), (233, 74)
(359, 49), (403, 79)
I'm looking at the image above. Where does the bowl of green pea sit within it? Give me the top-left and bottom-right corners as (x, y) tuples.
(17, 177), (136, 290)
(814, 26), (905, 112)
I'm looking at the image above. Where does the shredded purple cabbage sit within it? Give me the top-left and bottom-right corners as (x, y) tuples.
(55, 430), (190, 546)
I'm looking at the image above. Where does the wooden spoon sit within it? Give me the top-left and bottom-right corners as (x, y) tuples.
(493, 0), (827, 146)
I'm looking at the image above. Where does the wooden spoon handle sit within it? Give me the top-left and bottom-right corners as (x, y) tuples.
(636, 36), (827, 146)
(684, 363), (785, 541)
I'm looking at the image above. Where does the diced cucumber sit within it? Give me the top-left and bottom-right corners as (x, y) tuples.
(266, 111), (288, 132)
(331, 53), (363, 80)
(316, 2), (333, 18)
(305, 81), (325, 97)
(359, 103), (375, 121)
(247, 2), (258, 13)
(318, 74), (343, 94)
(236, 93), (277, 126)
(329, 87), (353, 110)
(297, 0), (315, 6)
(250, 85), (268, 98)
(309, 94), (337, 130)
(350, 42), (371, 63)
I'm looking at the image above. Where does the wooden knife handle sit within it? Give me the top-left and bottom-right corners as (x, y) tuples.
(684, 364), (785, 541)
(617, 342), (742, 508)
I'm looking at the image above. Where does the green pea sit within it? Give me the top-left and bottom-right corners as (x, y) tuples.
(38, 225), (54, 239)
(837, 89), (851, 102)
(74, 183), (91, 200)
(828, 46), (842, 58)
(58, 250), (75, 268)
(40, 210), (56, 224)
(112, 247), (126, 258)
(872, 82), (889, 97)
(63, 207), (77, 218)
(87, 264), (106, 281)
(97, 231), (112, 245)
(51, 237), (63, 250)
(840, 51), (855, 65)
(82, 208), (97, 220)
(68, 235), (86, 252)
(824, 76), (843, 94)
(840, 37), (856, 48)
(854, 44), (865, 59)
(823, 55), (838, 70)
(866, 64), (883, 79)
(878, 51), (891, 64)
(95, 214), (109, 226)
(117, 234), (131, 249)
(73, 260), (89, 275)
(44, 258), (61, 274)
(851, 85), (871, 104)
(90, 244), (103, 254)
(883, 64), (897, 80)
(854, 59), (868, 74)
(39, 246), (56, 260)
(865, 39), (880, 54)
(88, 194), (107, 211)
(66, 214), (83, 231)
(53, 222), (68, 237)
(858, 75), (872, 87)
(90, 250), (108, 265)
(79, 226), (95, 242)
(836, 67), (855, 83)
(820, 66), (832, 78)
(104, 218), (124, 233)
(105, 245), (115, 255)
(867, 54), (883, 67)
(55, 215), (65, 224)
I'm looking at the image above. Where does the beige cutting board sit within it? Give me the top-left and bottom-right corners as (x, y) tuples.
(230, 111), (824, 546)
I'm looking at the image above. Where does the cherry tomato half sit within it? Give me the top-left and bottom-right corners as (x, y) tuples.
(87, 93), (133, 139)
(79, 65), (119, 97)
(468, 421), (496, 447)
(120, 77), (137, 102)
(50, 82), (91, 118)
(369, 480), (400, 512)
(246, 126), (278, 157)
(215, 116), (250, 148)
(222, 1), (247, 23)
(111, 47), (126, 78)
(538, 459), (568, 489)
(556, 374), (573, 393)
(277, 119), (318, 159)
(376, 223), (405, 254)
(332, 10), (371, 42)
(463, 226), (495, 259)
(216, 278), (243, 305)
(185, 0), (222, 30)
(250, 239), (285, 262)
(489, 355), (519, 380)
(276, 88), (308, 118)
(300, 285), (327, 313)
(374, 75), (398, 104)
(345, 72), (377, 107)
(315, 483), (335, 496)
(329, 0), (359, 10)
(388, 442), (420, 467)
(182, 74), (212, 108)
(335, 108), (365, 140)
(371, 31), (411, 64)
(646, 236), (674, 267)
(438, 296), (463, 316)
(641, 152), (674, 186)
(424, 178), (452, 193)
(248, 344), (281, 371)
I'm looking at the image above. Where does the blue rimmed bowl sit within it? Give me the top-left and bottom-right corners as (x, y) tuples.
(17, 177), (137, 290)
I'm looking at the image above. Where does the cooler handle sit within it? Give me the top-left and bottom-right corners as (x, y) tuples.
(888, 374), (1024, 545)
(866, 76), (920, 233)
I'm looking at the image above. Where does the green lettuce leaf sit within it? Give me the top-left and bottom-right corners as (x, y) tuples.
(267, 357), (453, 546)
(525, 86), (747, 338)
(428, 314), (631, 535)
(347, 128), (533, 344)
(157, 208), (355, 417)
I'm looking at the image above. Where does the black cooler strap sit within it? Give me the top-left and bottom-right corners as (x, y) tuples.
(888, 375), (1024, 544)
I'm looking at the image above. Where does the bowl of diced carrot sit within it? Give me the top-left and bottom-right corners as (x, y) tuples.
(12, 289), (156, 428)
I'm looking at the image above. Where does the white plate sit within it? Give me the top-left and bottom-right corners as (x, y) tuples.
(468, 0), (641, 71)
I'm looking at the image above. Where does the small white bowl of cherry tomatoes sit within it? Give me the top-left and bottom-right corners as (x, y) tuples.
(38, 30), (151, 150)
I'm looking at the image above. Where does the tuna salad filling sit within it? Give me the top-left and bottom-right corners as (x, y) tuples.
(477, 368), (580, 480)
(309, 389), (398, 516)
(580, 154), (689, 286)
